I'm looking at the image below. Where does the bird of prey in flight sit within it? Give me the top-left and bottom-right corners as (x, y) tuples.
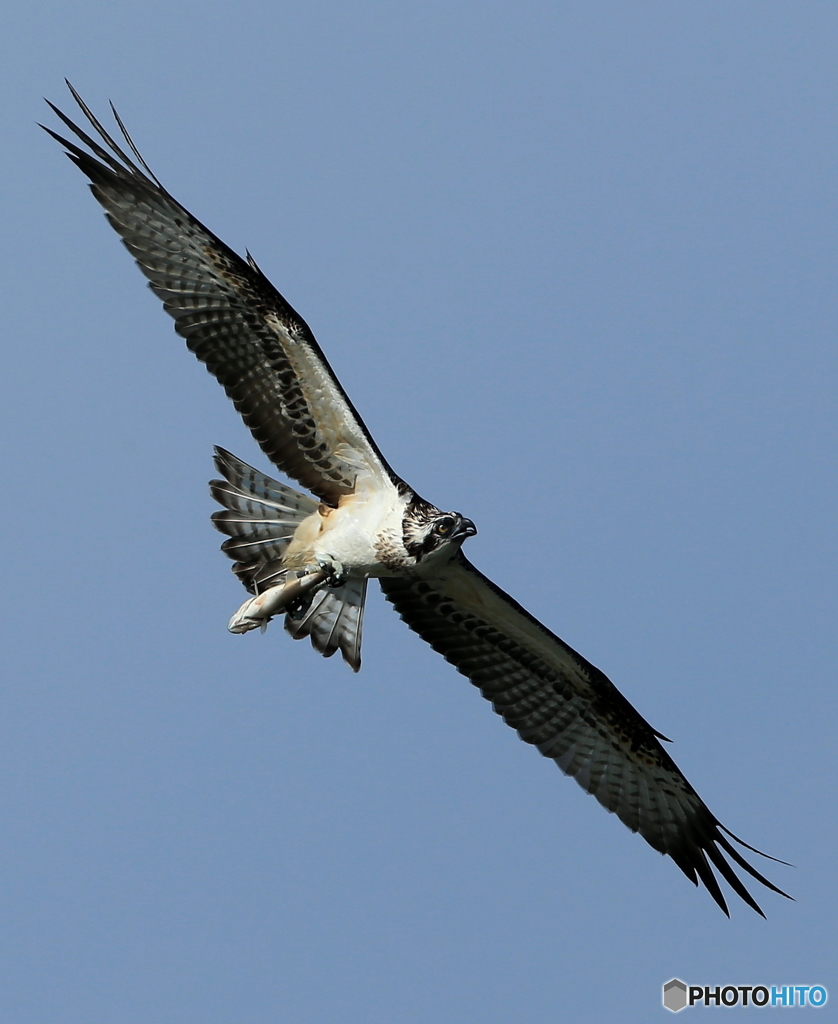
(44, 82), (790, 917)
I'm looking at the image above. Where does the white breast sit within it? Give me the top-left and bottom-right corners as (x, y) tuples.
(283, 483), (409, 578)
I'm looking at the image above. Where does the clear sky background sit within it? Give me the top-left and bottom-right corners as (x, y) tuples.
(1, 3), (835, 1021)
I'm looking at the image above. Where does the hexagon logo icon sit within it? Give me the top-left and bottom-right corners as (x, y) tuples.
(663, 978), (688, 1012)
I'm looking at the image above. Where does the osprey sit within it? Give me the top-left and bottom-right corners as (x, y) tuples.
(45, 83), (790, 917)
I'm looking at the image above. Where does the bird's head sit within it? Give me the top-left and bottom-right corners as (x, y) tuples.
(403, 498), (477, 564)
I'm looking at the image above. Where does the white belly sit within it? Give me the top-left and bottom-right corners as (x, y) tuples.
(283, 488), (408, 577)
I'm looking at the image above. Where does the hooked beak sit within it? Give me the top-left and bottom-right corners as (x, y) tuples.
(453, 517), (477, 541)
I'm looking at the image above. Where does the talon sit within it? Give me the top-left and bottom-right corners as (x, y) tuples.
(316, 556), (347, 589)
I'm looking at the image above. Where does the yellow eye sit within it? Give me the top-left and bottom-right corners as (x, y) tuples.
(434, 518), (453, 537)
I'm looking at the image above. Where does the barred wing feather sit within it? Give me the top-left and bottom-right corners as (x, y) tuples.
(380, 555), (790, 917)
(43, 84), (399, 506)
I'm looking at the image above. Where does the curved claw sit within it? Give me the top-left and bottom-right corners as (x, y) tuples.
(317, 556), (347, 589)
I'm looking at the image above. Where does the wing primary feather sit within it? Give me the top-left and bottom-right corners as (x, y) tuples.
(65, 80), (150, 178)
(107, 99), (163, 186)
(718, 824), (794, 867)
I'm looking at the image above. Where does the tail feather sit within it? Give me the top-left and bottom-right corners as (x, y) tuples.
(285, 578), (367, 672)
(212, 447), (320, 514)
(210, 446), (318, 590)
(209, 447), (368, 670)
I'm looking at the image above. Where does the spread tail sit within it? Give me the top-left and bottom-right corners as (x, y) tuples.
(210, 447), (367, 670)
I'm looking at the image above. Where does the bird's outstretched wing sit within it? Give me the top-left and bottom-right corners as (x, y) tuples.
(43, 83), (400, 505)
(381, 555), (791, 916)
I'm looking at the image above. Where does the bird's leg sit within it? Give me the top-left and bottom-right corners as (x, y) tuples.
(227, 569), (328, 634)
(282, 557), (347, 620)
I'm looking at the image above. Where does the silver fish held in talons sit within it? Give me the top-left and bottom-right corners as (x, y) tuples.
(227, 570), (328, 634)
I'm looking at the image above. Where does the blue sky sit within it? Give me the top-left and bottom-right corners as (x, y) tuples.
(1, 3), (835, 1021)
